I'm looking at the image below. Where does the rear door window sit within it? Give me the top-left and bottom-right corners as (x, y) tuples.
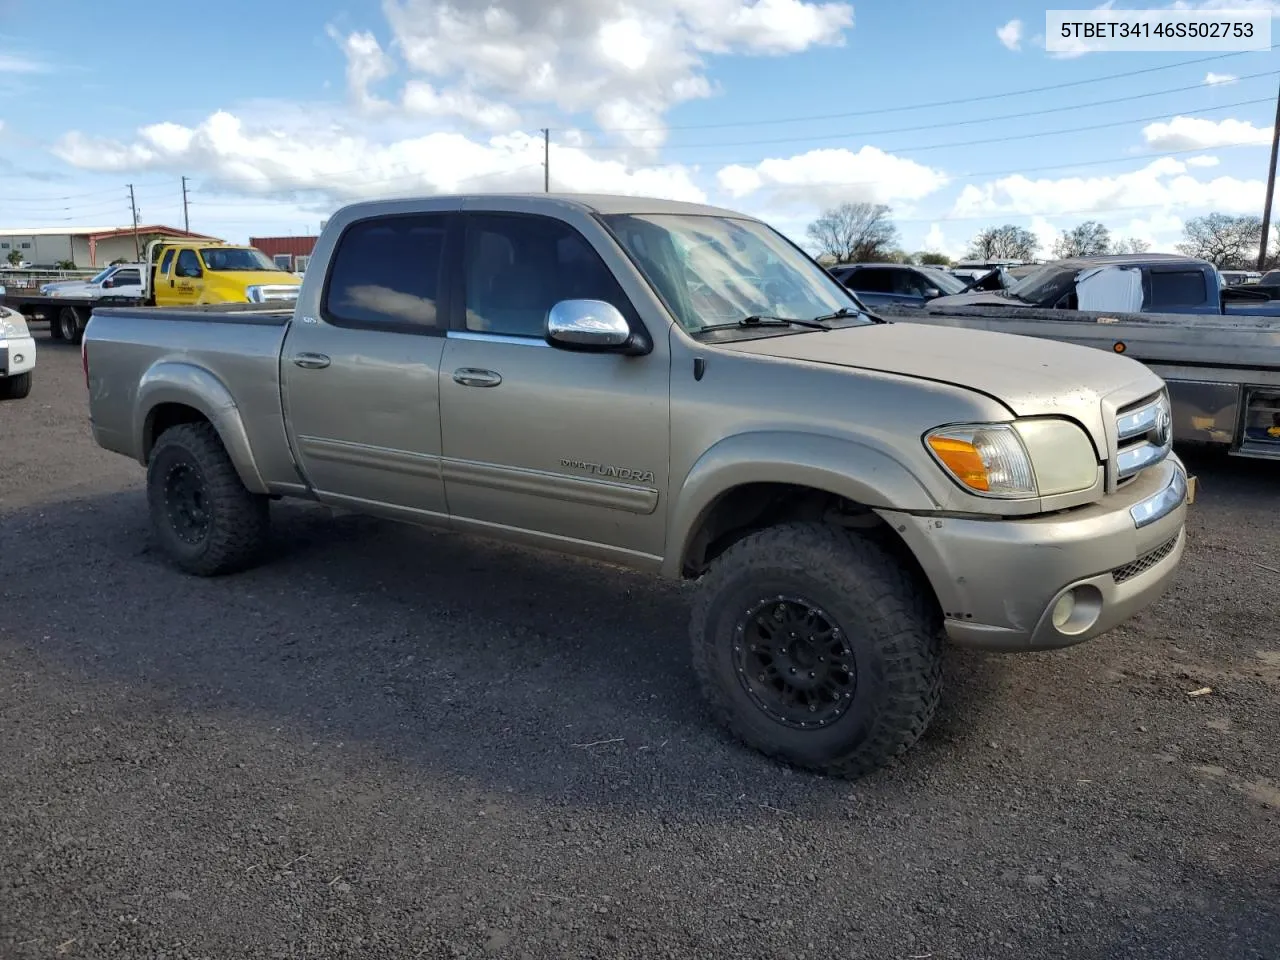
(1147, 269), (1207, 309)
(322, 215), (450, 332)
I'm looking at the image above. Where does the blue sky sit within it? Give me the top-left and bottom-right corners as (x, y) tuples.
(0, 0), (1277, 258)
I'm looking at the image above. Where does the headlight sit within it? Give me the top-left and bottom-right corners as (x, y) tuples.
(925, 418), (1098, 499)
(0, 310), (30, 339)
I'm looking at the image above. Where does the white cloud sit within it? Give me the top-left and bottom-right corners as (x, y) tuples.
(371, 0), (853, 146)
(996, 19), (1023, 51)
(1185, 154), (1220, 167)
(52, 109), (706, 204)
(401, 81), (521, 130)
(0, 53), (48, 73)
(1142, 115), (1274, 150)
(951, 158), (1266, 219)
(715, 146), (949, 209)
(1204, 72), (1238, 85)
(1167, 0), (1280, 12)
(327, 27), (395, 111)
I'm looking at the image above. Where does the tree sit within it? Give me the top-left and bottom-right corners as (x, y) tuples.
(805, 202), (899, 263)
(1177, 213), (1263, 268)
(967, 224), (1038, 261)
(915, 251), (952, 265)
(1112, 237), (1150, 255)
(6, 249), (22, 267)
(1053, 220), (1112, 258)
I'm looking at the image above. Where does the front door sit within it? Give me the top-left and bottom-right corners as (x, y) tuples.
(438, 211), (671, 566)
(165, 248), (205, 306)
(280, 212), (455, 520)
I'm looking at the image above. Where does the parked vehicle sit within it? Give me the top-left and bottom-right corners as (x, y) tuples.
(145, 239), (302, 309)
(930, 253), (1280, 318)
(0, 304), (35, 400)
(40, 262), (145, 299)
(1, 242), (301, 345)
(827, 262), (969, 308)
(1219, 269), (1261, 286)
(83, 193), (1190, 777)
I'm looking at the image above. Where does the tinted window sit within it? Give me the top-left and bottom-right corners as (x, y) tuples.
(159, 249), (175, 275)
(464, 214), (631, 338)
(323, 216), (447, 330)
(848, 268), (894, 293)
(113, 269), (141, 285)
(1148, 270), (1207, 308)
(176, 250), (202, 278)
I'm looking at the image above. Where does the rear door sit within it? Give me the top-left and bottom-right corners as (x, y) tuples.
(280, 212), (455, 520)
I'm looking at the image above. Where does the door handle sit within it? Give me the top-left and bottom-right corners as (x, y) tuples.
(293, 352), (331, 369)
(452, 367), (502, 387)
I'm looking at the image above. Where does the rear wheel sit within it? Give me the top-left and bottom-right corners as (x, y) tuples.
(146, 422), (270, 576)
(0, 372), (32, 400)
(690, 521), (943, 778)
(56, 306), (85, 345)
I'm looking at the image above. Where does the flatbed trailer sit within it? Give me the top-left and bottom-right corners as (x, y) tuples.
(877, 301), (1280, 462)
(0, 291), (146, 344)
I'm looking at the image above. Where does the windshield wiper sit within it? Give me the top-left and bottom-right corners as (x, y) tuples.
(812, 305), (886, 325)
(699, 314), (833, 332)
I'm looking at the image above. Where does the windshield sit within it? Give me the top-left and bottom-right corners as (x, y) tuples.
(199, 247), (282, 272)
(599, 213), (872, 333)
(917, 266), (967, 295)
(1006, 263), (1078, 305)
(89, 268), (113, 284)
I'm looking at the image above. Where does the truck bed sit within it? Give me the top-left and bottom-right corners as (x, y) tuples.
(878, 301), (1280, 458)
(85, 303), (300, 486)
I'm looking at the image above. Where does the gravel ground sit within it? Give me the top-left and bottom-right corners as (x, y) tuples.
(2, 335), (1278, 959)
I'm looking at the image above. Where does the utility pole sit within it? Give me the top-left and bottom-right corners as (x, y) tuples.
(1258, 76), (1280, 271)
(128, 183), (140, 260)
(542, 128), (550, 192)
(181, 176), (190, 233)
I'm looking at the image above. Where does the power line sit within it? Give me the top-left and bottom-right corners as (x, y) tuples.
(586, 70), (1280, 153)
(576, 45), (1279, 133)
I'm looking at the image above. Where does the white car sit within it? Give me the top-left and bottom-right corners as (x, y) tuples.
(0, 304), (35, 400)
(41, 263), (146, 299)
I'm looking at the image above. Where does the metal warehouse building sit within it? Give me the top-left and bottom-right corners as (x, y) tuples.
(0, 225), (221, 268)
(250, 234), (319, 273)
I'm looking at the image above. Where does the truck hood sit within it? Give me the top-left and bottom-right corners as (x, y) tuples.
(719, 320), (1159, 431)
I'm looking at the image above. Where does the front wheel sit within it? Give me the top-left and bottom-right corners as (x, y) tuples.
(0, 371), (32, 400)
(690, 521), (943, 778)
(146, 422), (270, 576)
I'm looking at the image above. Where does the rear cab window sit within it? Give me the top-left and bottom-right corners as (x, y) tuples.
(1145, 269), (1208, 309)
(322, 215), (449, 333)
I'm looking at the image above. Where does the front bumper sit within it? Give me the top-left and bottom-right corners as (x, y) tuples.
(0, 335), (36, 376)
(878, 456), (1189, 653)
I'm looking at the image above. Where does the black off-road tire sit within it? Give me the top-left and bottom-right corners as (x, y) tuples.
(0, 371), (32, 400)
(146, 422), (270, 576)
(690, 521), (943, 778)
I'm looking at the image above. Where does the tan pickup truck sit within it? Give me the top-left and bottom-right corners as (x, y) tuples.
(82, 194), (1191, 777)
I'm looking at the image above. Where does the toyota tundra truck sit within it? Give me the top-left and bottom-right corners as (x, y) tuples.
(81, 194), (1191, 777)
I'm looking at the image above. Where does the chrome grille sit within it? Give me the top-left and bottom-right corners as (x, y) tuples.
(1113, 390), (1172, 485)
(1111, 534), (1179, 584)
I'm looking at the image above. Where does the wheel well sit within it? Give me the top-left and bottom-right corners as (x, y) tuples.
(144, 403), (210, 461)
(680, 483), (937, 604)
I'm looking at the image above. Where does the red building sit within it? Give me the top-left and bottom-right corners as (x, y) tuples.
(250, 235), (318, 273)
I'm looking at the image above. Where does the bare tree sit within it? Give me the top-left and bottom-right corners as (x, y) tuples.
(967, 224), (1038, 261)
(1052, 220), (1112, 258)
(1112, 237), (1151, 255)
(1177, 213), (1263, 268)
(806, 202), (899, 263)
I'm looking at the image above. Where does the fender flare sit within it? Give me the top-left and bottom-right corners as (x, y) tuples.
(662, 430), (939, 577)
(133, 360), (269, 494)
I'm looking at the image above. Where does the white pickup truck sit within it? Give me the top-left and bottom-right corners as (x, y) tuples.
(0, 303), (35, 399)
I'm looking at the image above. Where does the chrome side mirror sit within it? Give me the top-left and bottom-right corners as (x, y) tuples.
(545, 299), (649, 354)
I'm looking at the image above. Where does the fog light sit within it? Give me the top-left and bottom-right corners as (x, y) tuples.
(1052, 592), (1075, 630)
(13, 353), (23, 363)
(1048, 585), (1103, 636)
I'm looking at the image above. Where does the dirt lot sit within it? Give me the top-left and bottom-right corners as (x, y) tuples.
(2, 336), (1279, 959)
